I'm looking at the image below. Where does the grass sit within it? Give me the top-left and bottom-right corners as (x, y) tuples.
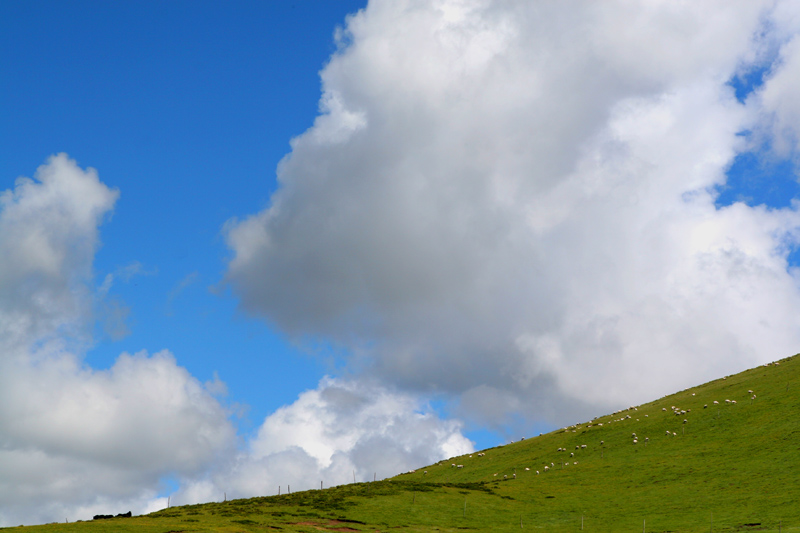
(7, 354), (800, 532)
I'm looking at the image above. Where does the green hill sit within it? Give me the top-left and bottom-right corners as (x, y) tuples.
(8, 354), (800, 532)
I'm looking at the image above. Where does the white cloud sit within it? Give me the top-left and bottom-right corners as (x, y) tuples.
(171, 377), (473, 505)
(0, 156), (235, 526)
(225, 0), (800, 426)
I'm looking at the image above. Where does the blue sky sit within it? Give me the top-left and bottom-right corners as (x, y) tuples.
(2, 0), (366, 432)
(4, 0), (800, 526)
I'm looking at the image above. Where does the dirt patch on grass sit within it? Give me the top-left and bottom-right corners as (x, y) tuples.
(291, 520), (360, 531)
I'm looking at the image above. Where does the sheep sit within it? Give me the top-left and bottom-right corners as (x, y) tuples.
(570, 452), (574, 457)
(457, 465), (463, 468)
(525, 467), (530, 471)
(544, 466), (550, 472)
(713, 400), (719, 404)
(581, 444), (587, 449)
(504, 475), (508, 479)
(536, 470), (540, 475)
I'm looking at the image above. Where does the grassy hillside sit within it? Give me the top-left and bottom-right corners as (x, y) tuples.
(7, 354), (800, 532)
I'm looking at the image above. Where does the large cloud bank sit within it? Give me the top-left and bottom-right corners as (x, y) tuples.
(0, 156), (469, 526)
(225, 0), (800, 425)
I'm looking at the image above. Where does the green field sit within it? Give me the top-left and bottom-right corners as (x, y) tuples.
(7, 354), (799, 532)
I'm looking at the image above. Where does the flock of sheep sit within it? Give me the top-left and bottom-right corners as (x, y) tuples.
(404, 369), (780, 482)
(400, 360), (791, 484)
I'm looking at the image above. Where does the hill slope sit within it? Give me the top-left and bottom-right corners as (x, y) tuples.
(9, 354), (800, 532)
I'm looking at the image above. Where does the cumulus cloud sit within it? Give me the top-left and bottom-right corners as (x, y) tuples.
(225, 0), (800, 426)
(0, 155), (235, 526)
(171, 377), (473, 506)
